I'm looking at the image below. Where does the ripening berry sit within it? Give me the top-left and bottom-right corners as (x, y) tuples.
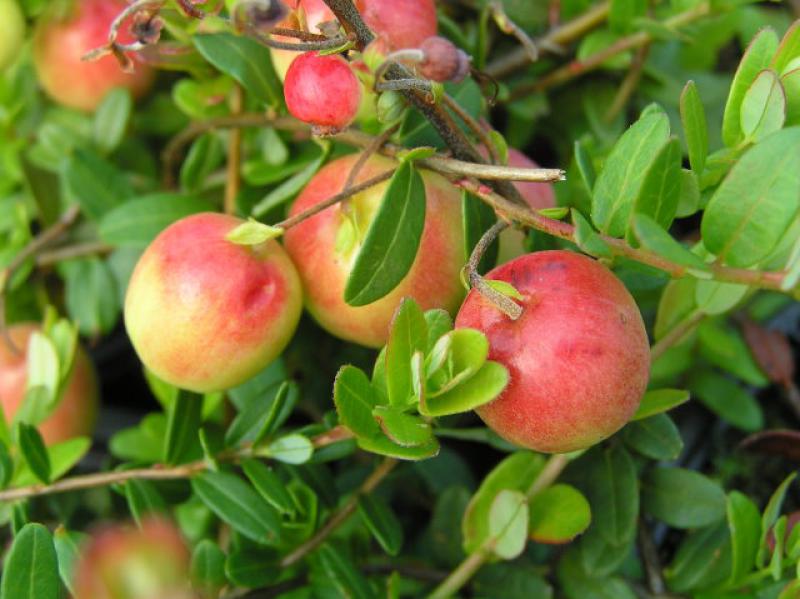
(419, 36), (471, 82)
(284, 51), (362, 134)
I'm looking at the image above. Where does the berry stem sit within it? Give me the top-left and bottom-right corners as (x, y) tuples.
(224, 85), (244, 215)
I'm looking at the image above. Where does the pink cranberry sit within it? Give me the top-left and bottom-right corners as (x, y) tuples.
(419, 36), (471, 82)
(284, 51), (362, 134)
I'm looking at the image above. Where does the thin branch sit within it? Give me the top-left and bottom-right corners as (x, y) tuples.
(649, 311), (705, 361)
(638, 519), (666, 595)
(36, 242), (115, 267)
(225, 85), (244, 215)
(343, 124), (399, 191)
(489, 1), (538, 63)
(464, 221), (522, 320)
(273, 170), (394, 230)
(279, 457), (398, 567)
(270, 27), (328, 41)
(604, 42), (651, 123)
(509, 2), (711, 99)
(486, 0), (611, 78)
(0, 426), (354, 503)
(250, 29), (351, 52)
(458, 178), (790, 292)
(441, 94), (498, 164)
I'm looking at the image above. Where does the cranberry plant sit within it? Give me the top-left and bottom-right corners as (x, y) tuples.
(0, 0), (799, 598)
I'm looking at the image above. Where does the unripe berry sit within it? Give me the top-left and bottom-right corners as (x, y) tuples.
(284, 51), (361, 134)
(419, 36), (471, 83)
(0, 0), (25, 72)
(455, 251), (650, 453)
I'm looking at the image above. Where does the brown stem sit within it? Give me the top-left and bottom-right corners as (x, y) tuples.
(251, 30), (351, 52)
(485, 0), (611, 78)
(224, 86), (244, 215)
(638, 519), (666, 595)
(279, 457), (398, 567)
(270, 27), (328, 42)
(343, 124), (398, 191)
(509, 2), (710, 99)
(604, 42), (650, 123)
(36, 242), (115, 267)
(489, 1), (538, 62)
(459, 179), (790, 292)
(650, 311), (705, 361)
(441, 94), (498, 164)
(0, 426), (354, 503)
(464, 221), (522, 320)
(274, 170), (394, 230)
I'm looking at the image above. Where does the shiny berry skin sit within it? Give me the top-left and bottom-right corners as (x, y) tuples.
(284, 51), (361, 134)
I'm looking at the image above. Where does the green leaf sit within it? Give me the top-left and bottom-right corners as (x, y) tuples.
(758, 472), (796, 567)
(572, 209), (612, 257)
(689, 371), (764, 432)
(22, 331), (59, 420)
(463, 451), (545, 554)
(163, 390), (203, 465)
(722, 28), (779, 147)
(53, 529), (86, 596)
(680, 81), (709, 175)
(424, 309), (453, 350)
(358, 494), (403, 556)
(665, 520), (731, 593)
(241, 459), (296, 516)
(372, 406), (433, 447)
(265, 434), (314, 465)
(623, 414), (683, 461)
(0, 523), (60, 599)
(225, 218), (284, 245)
(225, 546), (280, 588)
(579, 445), (638, 546)
(473, 564), (554, 599)
(642, 467), (726, 528)
(109, 413), (166, 463)
(462, 191), (498, 274)
(421, 360), (508, 417)
(772, 21), (800, 75)
(315, 544), (375, 599)
(124, 479), (167, 526)
(591, 110), (671, 237)
(333, 365), (380, 439)
(58, 258), (119, 336)
(574, 140), (596, 193)
(344, 161), (427, 306)
(180, 133), (225, 193)
(385, 298), (427, 407)
(784, 68), (800, 127)
(529, 484), (591, 544)
(697, 319), (768, 387)
(428, 328), (490, 395)
(0, 441), (12, 488)
(191, 540), (227, 598)
(63, 149), (133, 221)
(727, 491), (761, 584)
(633, 389), (690, 420)
(357, 434), (440, 461)
(17, 423), (50, 484)
(632, 137), (682, 231)
(93, 88), (132, 154)
(193, 33), (282, 106)
(694, 279), (748, 315)
(632, 215), (709, 271)
(489, 489), (529, 560)
(740, 69), (786, 142)
(191, 470), (280, 544)
(99, 193), (215, 248)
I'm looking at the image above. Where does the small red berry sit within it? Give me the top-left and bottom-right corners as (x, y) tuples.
(419, 36), (471, 83)
(284, 51), (362, 134)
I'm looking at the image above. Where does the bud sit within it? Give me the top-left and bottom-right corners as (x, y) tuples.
(418, 36), (471, 83)
(376, 90), (405, 123)
(234, 0), (289, 33)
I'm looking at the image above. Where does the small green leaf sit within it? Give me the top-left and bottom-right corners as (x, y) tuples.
(193, 34), (282, 106)
(632, 389), (690, 420)
(53, 529), (86, 596)
(124, 479), (167, 526)
(428, 328), (490, 395)
(93, 88), (132, 154)
(727, 491), (761, 585)
(758, 472), (796, 567)
(642, 467), (726, 528)
(591, 110), (670, 237)
(0, 523), (60, 599)
(485, 280), (525, 301)
(191, 540), (227, 598)
(241, 459), (295, 515)
(574, 140), (596, 192)
(358, 494), (403, 555)
(680, 81), (709, 175)
(632, 215), (709, 271)
(192, 470), (281, 544)
(163, 390), (203, 465)
(665, 520), (731, 593)
(463, 451), (545, 554)
(740, 69), (786, 142)
(782, 68), (800, 126)
(489, 489), (529, 559)
(694, 279), (748, 315)
(722, 28), (779, 147)
(334, 365), (380, 438)
(344, 161), (427, 306)
(632, 137), (682, 232)
(357, 434), (440, 461)
(265, 434), (314, 465)
(572, 209), (613, 257)
(315, 544), (375, 599)
(529, 484), (591, 544)
(17, 423), (50, 484)
(180, 133), (225, 193)
(225, 546), (280, 588)
(422, 361), (508, 417)
(771, 21), (800, 75)
(225, 218), (284, 245)
(623, 414), (683, 461)
(63, 149), (133, 221)
(0, 441), (12, 488)
(689, 371), (764, 432)
(385, 298), (427, 407)
(372, 406), (433, 447)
